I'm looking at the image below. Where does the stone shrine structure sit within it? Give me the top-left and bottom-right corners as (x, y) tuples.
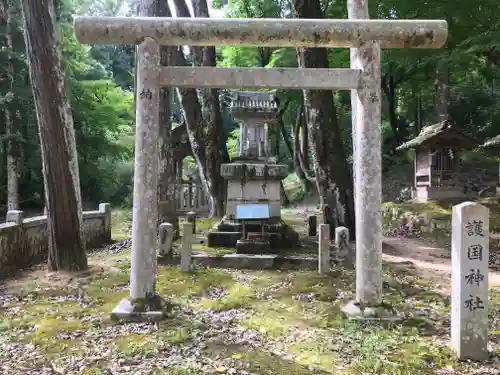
(227, 91), (283, 216)
(397, 121), (478, 202)
(207, 91), (298, 252)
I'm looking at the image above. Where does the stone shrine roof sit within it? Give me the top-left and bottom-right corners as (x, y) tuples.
(396, 120), (479, 151)
(231, 90), (279, 122)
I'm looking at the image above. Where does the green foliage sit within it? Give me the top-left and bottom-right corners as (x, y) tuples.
(216, 0), (500, 172)
(0, 0), (136, 211)
(3, 0), (500, 212)
(227, 129), (239, 159)
(71, 79), (134, 203)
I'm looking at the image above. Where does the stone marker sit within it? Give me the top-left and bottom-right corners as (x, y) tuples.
(99, 203), (112, 242)
(335, 226), (353, 267)
(318, 224), (330, 275)
(186, 211), (196, 234)
(181, 222), (193, 272)
(451, 201), (489, 360)
(159, 222), (174, 258)
(308, 215), (317, 237)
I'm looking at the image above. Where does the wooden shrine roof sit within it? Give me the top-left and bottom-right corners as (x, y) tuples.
(481, 134), (500, 150)
(396, 120), (479, 151)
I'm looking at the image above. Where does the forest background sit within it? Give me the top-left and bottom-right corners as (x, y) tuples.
(1, 0), (499, 216)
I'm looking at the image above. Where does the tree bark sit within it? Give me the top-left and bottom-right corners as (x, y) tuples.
(293, 105), (314, 193)
(382, 72), (399, 143)
(166, 0), (218, 217)
(21, 0), (87, 271)
(291, 0), (355, 236)
(276, 100), (293, 157)
(191, 0), (227, 216)
(3, 0), (18, 210)
(435, 58), (451, 122)
(300, 105), (309, 170)
(155, 0), (179, 237)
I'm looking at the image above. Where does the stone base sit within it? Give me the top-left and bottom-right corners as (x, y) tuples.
(111, 297), (169, 323)
(207, 231), (242, 247)
(236, 239), (271, 254)
(158, 253), (318, 270)
(207, 216), (299, 251)
(341, 300), (401, 324)
(414, 185), (467, 202)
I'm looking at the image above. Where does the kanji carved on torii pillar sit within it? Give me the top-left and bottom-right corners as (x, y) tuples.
(74, 3), (447, 321)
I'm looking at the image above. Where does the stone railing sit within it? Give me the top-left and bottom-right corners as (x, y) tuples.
(175, 183), (209, 215)
(0, 203), (111, 279)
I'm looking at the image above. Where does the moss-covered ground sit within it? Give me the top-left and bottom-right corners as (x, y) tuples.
(1, 209), (499, 374)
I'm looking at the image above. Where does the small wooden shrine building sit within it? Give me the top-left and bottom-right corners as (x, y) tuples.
(480, 134), (500, 191)
(397, 120), (479, 202)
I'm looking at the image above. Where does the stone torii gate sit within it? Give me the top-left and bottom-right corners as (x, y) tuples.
(74, 1), (447, 319)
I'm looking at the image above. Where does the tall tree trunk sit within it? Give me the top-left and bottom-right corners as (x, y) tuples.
(414, 91), (423, 135)
(167, 0), (218, 217)
(382, 72), (400, 144)
(276, 100), (293, 157)
(292, 0), (355, 235)
(21, 0), (87, 271)
(435, 58), (450, 122)
(191, 0), (227, 216)
(300, 106), (309, 170)
(2, 0), (18, 211)
(155, 0), (179, 237)
(435, 19), (450, 124)
(293, 105), (314, 194)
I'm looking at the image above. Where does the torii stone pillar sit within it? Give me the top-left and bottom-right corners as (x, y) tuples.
(348, 0), (382, 307)
(74, 13), (447, 319)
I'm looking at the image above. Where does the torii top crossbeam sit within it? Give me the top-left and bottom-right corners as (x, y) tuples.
(74, 16), (447, 49)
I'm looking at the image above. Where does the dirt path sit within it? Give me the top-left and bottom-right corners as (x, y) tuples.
(383, 236), (500, 294)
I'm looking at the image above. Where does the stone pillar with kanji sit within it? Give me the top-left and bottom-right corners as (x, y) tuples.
(451, 201), (489, 360)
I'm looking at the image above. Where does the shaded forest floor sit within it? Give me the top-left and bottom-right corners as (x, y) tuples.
(0, 209), (500, 374)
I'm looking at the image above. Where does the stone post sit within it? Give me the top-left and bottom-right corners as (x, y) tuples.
(6, 210), (23, 225)
(318, 224), (330, 275)
(186, 211), (196, 234)
(159, 222), (174, 258)
(451, 201), (489, 360)
(308, 215), (317, 237)
(239, 124), (247, 156)
(335, 226), (353, 267)
(348, 0), (382, 306)
(99, 203), (112, 242)
(181, 222), (193, 272)
(264, 124), (269, 157)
